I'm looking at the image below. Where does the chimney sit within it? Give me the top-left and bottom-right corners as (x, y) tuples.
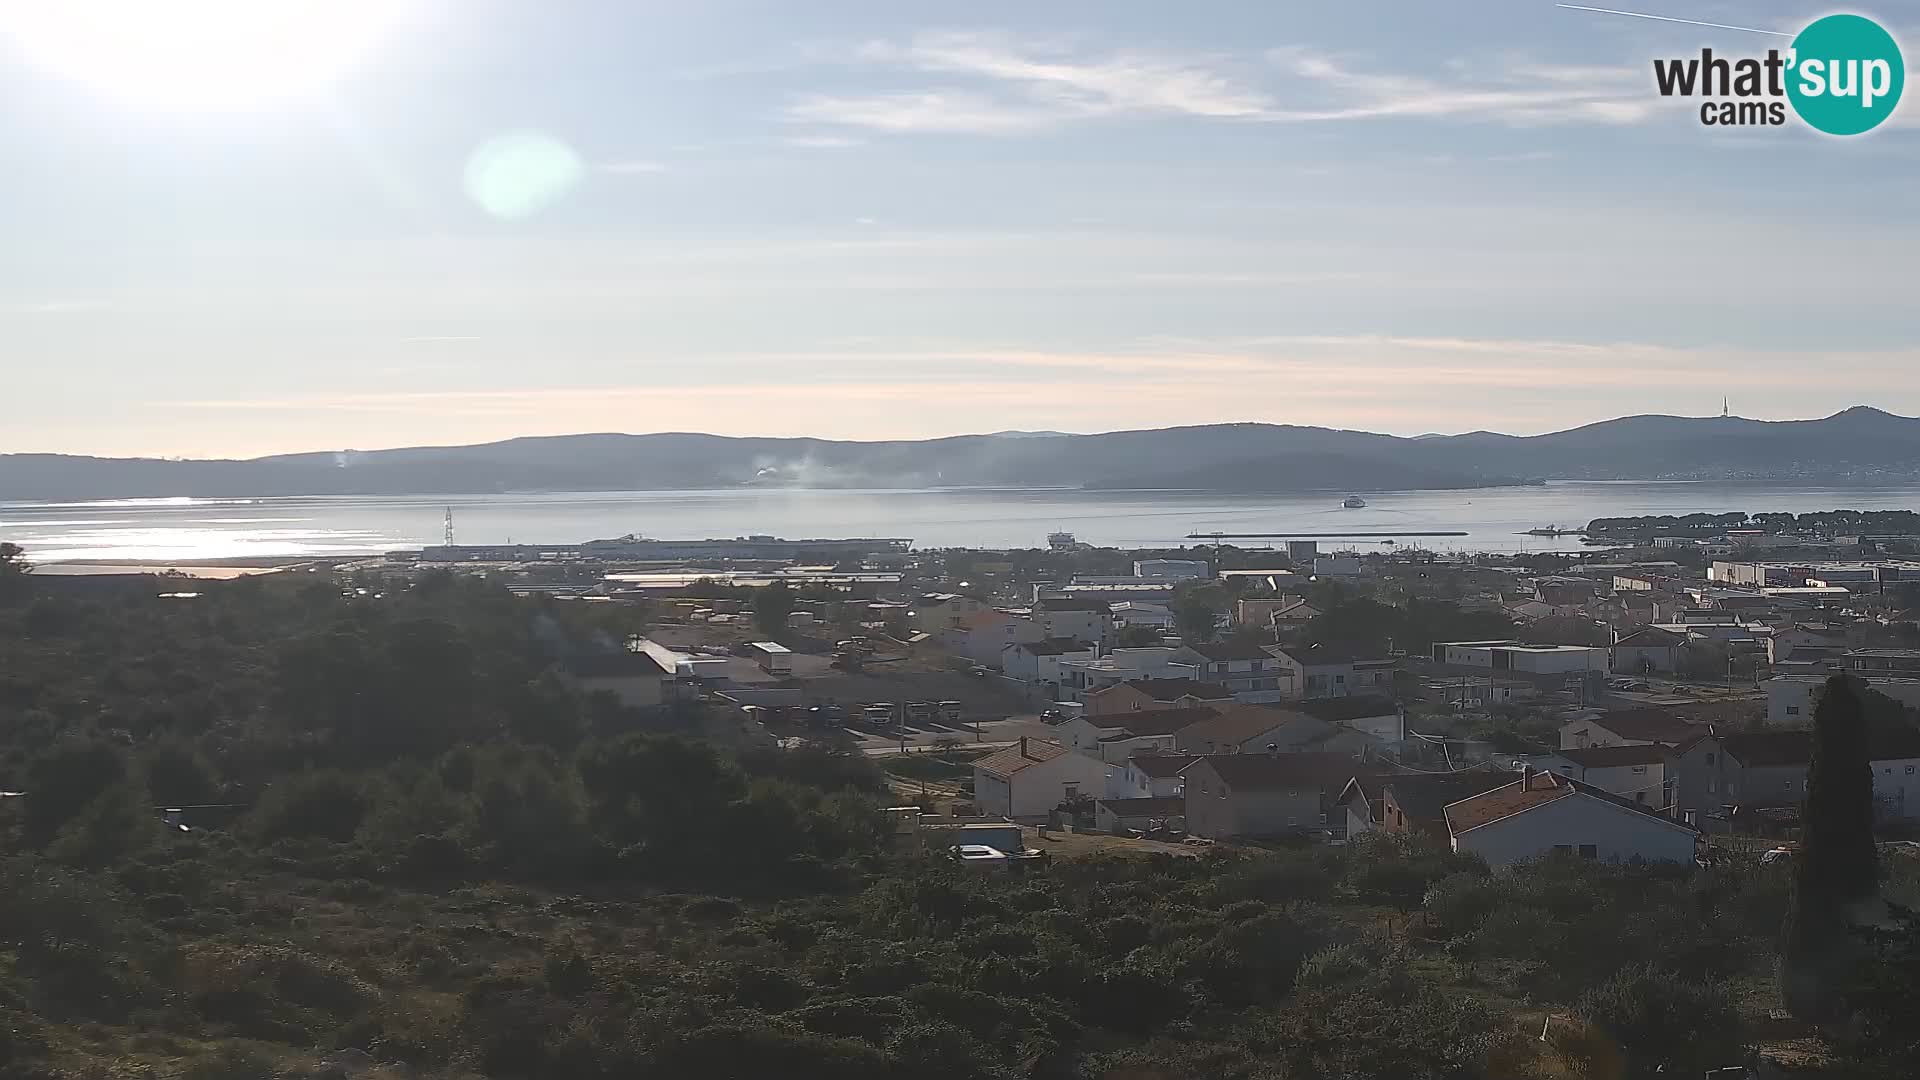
(1020, 736), (1030, 759)
(1520, 764), (1533, 786)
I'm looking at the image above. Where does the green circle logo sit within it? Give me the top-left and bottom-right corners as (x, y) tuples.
(1786, 14), (1905, 135)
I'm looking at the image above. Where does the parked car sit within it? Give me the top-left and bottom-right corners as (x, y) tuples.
(952, 844), (1010, 871)
(1040, 709), (1065, 723)
(1760, 846), (1795, 866)
(970, 664), (990, 676)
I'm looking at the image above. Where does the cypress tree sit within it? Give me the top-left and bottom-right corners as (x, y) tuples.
(1781, 674), (1880, 1017)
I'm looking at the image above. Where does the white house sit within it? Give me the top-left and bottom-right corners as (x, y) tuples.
(1036, 602), (1110, 647)
(1269, 646), (1394, 700)
(1520, 744), (1669, 809)
(1061, 706), (1218, 762)
(1559, 709), (1700, 750)
(1435, 640), (1607, 675)
(1188, 640), (1293, 703)
(1058, 646), (1200, 700)
(912, 593), (990, 634)
(1109, 602), (1176, 630)
(946, 609), (1046, 668)
(1765, 674), (1920, 725)
(1001, 638), (1097, 687)
(1443, 769), (1698, 868)
(1106, 753), (1199, 799)
(971, 738), (1112, 822)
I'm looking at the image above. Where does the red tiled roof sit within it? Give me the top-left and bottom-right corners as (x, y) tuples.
(1177, 706), (1331, 747)
(973, 739), (1072, 779)
(1114, 678), (1235, 701)
(1444, 771), (1576, 833)
(1445, 770), (1698, 835)
(1088, 706), (1220, 737)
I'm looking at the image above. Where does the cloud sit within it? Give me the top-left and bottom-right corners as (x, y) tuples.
(597, 160), (668, 174)
(778, 134), (865, 148)
(789, 31), (1658, 135)
(4, 299), (109, 314)
(398, 335), (481, 343)
(1266, 49), (1654, 125)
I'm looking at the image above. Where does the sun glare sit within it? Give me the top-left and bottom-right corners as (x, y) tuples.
(0, 0), (414, 111)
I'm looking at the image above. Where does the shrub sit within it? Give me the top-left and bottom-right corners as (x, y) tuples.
(248, 771), (371, 843)
(1575, 963), (1743, 1079)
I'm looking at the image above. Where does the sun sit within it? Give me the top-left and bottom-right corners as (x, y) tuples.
(0, 0), (416, 111)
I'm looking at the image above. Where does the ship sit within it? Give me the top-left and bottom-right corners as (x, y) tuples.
(1523, 526), (1584, 537)
(1342, 496), (1367, 509)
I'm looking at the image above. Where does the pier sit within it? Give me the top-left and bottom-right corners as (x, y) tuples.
(1186, 531), (1470, 540)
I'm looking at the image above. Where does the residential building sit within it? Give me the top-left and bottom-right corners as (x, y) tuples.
(1443, 769), (1699, 867)
(1107, 752), (1199, 799)
(1133, 559), (1209, 581)
(1001, 638), (1098, 687)
(911, 593), (990, 634)
(745, 641), (792, 674)
(971, 738), (1112, 823)
(1296, 695), (1406, 742)
(1035, 600), (1111, 647)
(1609, 626), (1687, 674)
(944, 608), (1045, 667)
(1234, 597), (1320, 632)
(1433, 640), (1608, 675)
(1188, 640), (1292, 702)
(1766, 674), (1920, 725)
(1670, 728), (1920, 825)
(1173, 706), (1366, 757)
(1522, 744), (1669, 808)
(1061, 706), (1220, 761)
(1084, 677), (1234, 715)
(1340, 771), (1515, 843)
(1559, 708), (1700, 750)
(1845, 648), (1920, 676)
(1095, 796), (1186, 835)
(560, 651), (671, 709)
(1109, 601), (1176, 630)
(1270, 645), (1395, 699)
(1183, 752), (1371, 840)
(1765, 624), (1848, 664)
(1058, 647), (1201, 700)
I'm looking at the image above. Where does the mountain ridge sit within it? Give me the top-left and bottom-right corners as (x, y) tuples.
(3, 407), (1918, 500)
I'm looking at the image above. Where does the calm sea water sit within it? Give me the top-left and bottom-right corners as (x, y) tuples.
(7, 482), (1920, 563)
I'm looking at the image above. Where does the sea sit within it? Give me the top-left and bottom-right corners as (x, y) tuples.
(8, 481), (1920, 565)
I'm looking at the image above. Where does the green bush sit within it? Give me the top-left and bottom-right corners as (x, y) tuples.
(1575, 963), (1743, 1079)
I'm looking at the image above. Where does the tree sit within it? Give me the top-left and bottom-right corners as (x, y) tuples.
(753, 582), (795, 637)
(1115, 625), (1161, 648)
(1782, 675), (1880, 1018)
(0, 541), (28, 602)
(1173, 585), (1225, 643)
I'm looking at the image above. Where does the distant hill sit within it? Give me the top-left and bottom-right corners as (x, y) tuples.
(4, 407), (1920, 500)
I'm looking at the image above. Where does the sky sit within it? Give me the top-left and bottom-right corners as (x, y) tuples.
(1, 0), (1918, 458)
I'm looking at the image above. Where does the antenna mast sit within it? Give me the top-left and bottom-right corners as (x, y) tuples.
(443, 506), (455, 546)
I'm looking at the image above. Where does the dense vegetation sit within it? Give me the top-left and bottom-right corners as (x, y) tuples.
(0, 559), (1914, 1078)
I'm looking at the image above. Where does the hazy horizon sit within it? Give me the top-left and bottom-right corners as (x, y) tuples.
(4, 1), (1917, 458)
(7, 403), (1912, 462)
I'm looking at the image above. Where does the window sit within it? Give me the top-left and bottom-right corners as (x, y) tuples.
(1706, 752), (1715, 765)
(1908, 765), (1916, 775)
(1579, 844), (1598, 859)
(1063, 783), (1079, 800)
(1632, 766), (1647, 774)
(1786, 705), (1800, 715)
(1553, 844), (1572, 854)
(1635, 792), (1646, 804)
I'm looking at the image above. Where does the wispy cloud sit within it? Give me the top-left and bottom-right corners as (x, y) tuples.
(789, 31), (1656, 135)
(398, 335), (481, 343)
(597, 160), (668, 174)
(777, 133), (866, 148)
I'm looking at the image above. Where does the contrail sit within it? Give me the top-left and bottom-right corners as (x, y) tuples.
(1555, 4), (1793, 37)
